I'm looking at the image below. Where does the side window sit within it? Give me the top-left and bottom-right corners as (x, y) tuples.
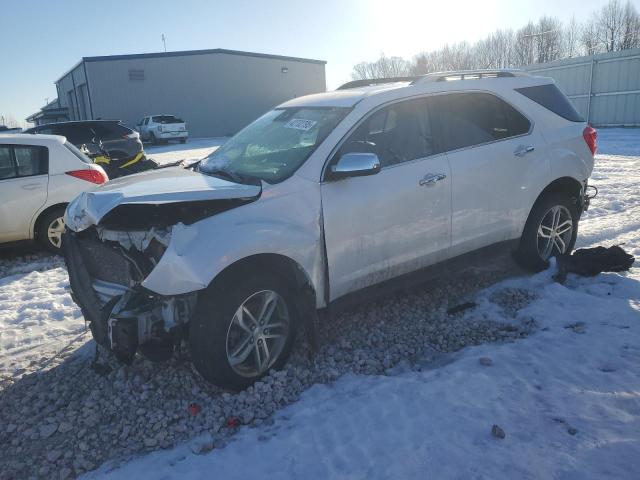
(436, 92), (531, 151)
(339, 99), (436, 168)
(14, 146), (48, 177)
(0, 146), (15, 180)
(144, 118), (149, 125)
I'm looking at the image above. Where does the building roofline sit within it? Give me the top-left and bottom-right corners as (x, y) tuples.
(82, 48), (326, 65)
(55, 48), (326, 84)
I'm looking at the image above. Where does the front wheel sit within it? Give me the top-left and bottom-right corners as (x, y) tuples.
(189, 270), (297, 390)
(516, 193), (579, 271)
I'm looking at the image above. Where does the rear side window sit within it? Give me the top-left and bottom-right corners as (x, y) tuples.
(339, 99), (437, 168)
(433, 92), (531, 151)
(0, 145), (48, 179)
(64, 141), (92, 164)
(515, 84), (584, 122)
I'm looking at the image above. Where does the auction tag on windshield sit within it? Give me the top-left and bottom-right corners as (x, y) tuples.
(284, 118), (317, 131)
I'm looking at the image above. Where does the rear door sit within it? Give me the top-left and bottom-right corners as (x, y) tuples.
(322, 97), (452, 301)
(0, 144), (49, 242)
(432, 91), (546, 256)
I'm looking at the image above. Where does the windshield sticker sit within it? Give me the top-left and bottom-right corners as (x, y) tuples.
(284, 118), (317, 131)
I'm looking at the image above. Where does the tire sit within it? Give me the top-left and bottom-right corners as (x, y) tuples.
(189, 269), (298, 390)
(36, 207), (67, 253)
(180, 138), (187, 144)
(516, 192), (579, 271)
(150, 132), (158, 145)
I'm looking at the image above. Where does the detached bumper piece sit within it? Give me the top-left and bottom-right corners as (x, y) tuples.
(62, 230), (195, 364)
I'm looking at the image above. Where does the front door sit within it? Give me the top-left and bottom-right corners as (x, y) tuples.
(322, 97), (452, 301)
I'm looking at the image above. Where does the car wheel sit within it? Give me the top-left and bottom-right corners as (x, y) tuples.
(150, 132), (158, 145)
(36, 207), (67, 253)
(189, 269), (297, 390)
(180, 138), (187, 144)
(516, 193), (578, 271)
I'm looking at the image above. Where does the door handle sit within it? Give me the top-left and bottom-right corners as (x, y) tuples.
(21, 183), (42, 190)
(514, 145), (535, 157)
(419, 173), (447, 186)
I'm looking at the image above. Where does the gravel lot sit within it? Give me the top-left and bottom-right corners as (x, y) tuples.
(0, 248), (529, 479)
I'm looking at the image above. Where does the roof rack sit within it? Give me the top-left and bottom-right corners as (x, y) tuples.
(411, 69), (529, 84)
(337, 76), (419, 90)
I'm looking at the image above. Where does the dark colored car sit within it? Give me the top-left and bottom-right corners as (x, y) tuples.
(25, 120), (147, 177)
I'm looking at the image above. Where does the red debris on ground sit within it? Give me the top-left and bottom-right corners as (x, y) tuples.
(226, 417), (240, 428)
(188, 403), (202, 416)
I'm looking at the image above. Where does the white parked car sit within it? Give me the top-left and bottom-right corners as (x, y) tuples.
(0, 134), (108, 252)
(63, 70), (597, 389)
(136, 115), (188, 144)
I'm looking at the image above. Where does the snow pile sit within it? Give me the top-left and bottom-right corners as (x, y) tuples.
(83, 130), (639, 479)
(0, 253), (85, 378)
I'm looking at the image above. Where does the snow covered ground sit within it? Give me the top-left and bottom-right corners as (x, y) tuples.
(81, 129), (639, 479)
(0, 130), (638, 479)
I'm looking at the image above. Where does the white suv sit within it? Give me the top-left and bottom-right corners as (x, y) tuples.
(0, 134), (108, 252)
(63, 70), (596, 389)
(136, 115), (188, 144)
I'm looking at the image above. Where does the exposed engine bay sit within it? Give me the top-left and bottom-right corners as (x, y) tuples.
(63, 226), (197, 363)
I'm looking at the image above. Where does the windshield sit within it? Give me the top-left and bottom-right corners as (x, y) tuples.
(199, 106), (350, 184)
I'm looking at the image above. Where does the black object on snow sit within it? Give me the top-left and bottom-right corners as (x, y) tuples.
(447, 301), (477, 315)
(554, 245), (635, 283)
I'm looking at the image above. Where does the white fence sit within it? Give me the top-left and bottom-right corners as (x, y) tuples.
(524, 48), (640, 127)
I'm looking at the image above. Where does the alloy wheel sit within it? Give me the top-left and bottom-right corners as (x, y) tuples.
(47, 216), (65, 249)
(225, 290), (290, 378)
(536, 205), (573, 260)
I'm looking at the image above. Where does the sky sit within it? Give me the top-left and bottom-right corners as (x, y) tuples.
(0, 0), (610, 125)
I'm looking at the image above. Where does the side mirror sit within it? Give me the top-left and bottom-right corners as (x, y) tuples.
(330, 152), (381, 180)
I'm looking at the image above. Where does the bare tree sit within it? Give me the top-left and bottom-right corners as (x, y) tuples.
(0, 114), (20, 128)
(596, 0), (626, 51)
(534, 16), (563, 63)
(350, 2), (640, 81)
(351, 53), (411, 80)
(564, 16), (582, 57)
(514, 22), (537, 66)
(581, 18), (601, 54)
(620, 0), (640, 49)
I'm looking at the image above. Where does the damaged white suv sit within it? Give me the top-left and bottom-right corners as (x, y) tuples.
(63, 70), (597, 390)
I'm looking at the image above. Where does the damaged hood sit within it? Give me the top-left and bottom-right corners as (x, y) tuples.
(65, 167), (262, 232)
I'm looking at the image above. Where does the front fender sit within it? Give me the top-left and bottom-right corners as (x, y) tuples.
(142, 180), (326, 307)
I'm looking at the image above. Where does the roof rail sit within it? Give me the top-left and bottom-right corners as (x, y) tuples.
(337, 76), (419, 90)
(412, 69), (529, 84)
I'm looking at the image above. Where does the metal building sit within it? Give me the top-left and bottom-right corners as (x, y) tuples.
(524, 48), (640, 127)
(52, 49), (327, 137)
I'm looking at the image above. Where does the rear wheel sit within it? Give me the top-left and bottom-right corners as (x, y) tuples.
(36, 207), (67, 253)
(189, 270), (297, 390)
(516, 193), (578, 271)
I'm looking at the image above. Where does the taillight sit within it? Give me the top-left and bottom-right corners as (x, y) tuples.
(583, 125), (597, 155)
(66, 169), (108, 185)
